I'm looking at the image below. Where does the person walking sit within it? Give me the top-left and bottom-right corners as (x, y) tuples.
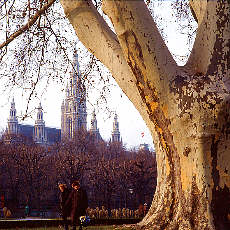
(3, 207), (11, 218)
(25, 204), (30, 218)
(65, 180), (88, 230)
(59, 183), (71, 230)
(143, 203), (148, 216)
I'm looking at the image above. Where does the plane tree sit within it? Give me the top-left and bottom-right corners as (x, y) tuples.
(59, 1), (230, 229)
(0, 0), (229, 229)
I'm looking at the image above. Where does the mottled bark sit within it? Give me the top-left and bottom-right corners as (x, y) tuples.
(60, 0), (230, 229)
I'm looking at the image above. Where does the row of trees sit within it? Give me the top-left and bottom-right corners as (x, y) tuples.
(0, 131), (156, 215)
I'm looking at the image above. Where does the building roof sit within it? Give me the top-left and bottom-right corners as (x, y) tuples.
(46, 127), (61, 144)
(19, 124), (61, 145)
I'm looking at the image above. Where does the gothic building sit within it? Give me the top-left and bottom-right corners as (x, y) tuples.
(5, 100), (122, 145)
(61, 51), (87, 139)
(111, 113), (122, 143)
(7, 98), (18, 135)
(4, 51), (122, 145)
(5, 100), (61, 144)
(34, 102), (46, 144)
(89, 110), (101, 142)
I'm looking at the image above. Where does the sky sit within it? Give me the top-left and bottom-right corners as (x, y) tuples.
(0, 1), (196, 150)
(0, 70), (156, 150)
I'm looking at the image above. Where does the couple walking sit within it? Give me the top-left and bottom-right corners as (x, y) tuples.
(59, 180), (88, 230)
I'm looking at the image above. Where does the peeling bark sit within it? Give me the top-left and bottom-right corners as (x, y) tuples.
(60, 0), (230, 229)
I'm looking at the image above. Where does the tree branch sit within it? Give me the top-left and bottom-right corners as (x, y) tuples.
(0, 0), (56, 50)
(189, 0), (207, 25)
(186, 1), (230, 75)
(60, 0), (154, 133)
(102, 0), (178, 87)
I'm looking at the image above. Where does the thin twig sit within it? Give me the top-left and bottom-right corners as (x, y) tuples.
(0, 0), (56, 49)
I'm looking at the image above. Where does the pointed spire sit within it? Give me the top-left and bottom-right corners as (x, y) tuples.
(90, 110), (97, 131)
(113, 113), (119, 131)
(10, 98), (16, 117)
(11, 97), (15, 109)
(61, 100), (65, 108)
(90, 110), (101, 141)
(36, 102), (44, 121)
(72, 48), (80, 86)
(61, 47), (87, 140)
(34, 102), (46, 144)
(7, 97), (18, 135)
(92, 109), (96, 119)
(112, 112), (121, 142)
(74, 48), (80, 76)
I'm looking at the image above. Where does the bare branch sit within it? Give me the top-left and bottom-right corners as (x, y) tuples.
(0, 0), (56, 49)
(186, 1), (230, 75)
(102, 0), (178, 79)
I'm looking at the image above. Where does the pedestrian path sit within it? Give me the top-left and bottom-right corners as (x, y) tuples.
(0, 217), (58, 221)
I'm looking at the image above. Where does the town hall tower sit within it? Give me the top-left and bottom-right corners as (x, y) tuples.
(61, 50), (87, 139)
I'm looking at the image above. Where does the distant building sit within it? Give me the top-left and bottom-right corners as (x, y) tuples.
(4, 100), (60, 145)
(7, 98), (18, 135)
(139, 143), (149, 151)
(4, 51), (122, 145)
(111, 113), (122, 143)
(34, 102), (46, 144)
(61, 50), (87, 140)
(90, 110), (102, 142)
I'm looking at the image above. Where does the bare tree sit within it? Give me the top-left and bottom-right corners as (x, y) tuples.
(0, 0), (106, 118)
(53, 130), (93, 184)
(129, 151), (157, 207)
(0, 143), (23, 208)
(59, 1), (230, 229)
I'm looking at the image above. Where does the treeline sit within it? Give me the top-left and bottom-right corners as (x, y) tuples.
(0, 130), (157, 214)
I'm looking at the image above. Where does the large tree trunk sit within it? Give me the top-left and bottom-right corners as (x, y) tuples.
(60, 0), (230, 229)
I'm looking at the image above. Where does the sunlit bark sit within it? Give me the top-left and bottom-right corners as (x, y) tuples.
(60, 0), (230, 229)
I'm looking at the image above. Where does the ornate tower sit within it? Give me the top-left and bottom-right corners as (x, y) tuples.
(61, 50), (87, 139)
(111, 113), (121, 142)
(7, 98), (18, 135)
(34, 103), (46, 144)
(90, 110), (101, 141)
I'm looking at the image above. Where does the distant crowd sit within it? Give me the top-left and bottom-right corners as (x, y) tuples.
(0, 204), (148, 220)
(87, 204), (148, 219)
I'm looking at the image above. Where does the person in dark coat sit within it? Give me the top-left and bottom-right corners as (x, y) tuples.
(59, 183), (71, 230)
(65, 180), (88, 230)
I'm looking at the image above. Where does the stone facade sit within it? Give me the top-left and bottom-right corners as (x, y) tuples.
(5, 52), (121, 145)
(61, 50), (87, 139)
(111, 113), (121, 143)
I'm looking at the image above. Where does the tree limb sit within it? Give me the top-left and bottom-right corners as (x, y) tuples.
(60, 0), (154, 134)
(189, 0), (207, 25)
(102, 0), (178, 87)
(0, 0), (56, 50)
(186, 1), (230, 75)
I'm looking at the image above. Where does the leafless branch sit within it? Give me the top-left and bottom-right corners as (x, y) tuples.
(0, 0), (56, 49)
